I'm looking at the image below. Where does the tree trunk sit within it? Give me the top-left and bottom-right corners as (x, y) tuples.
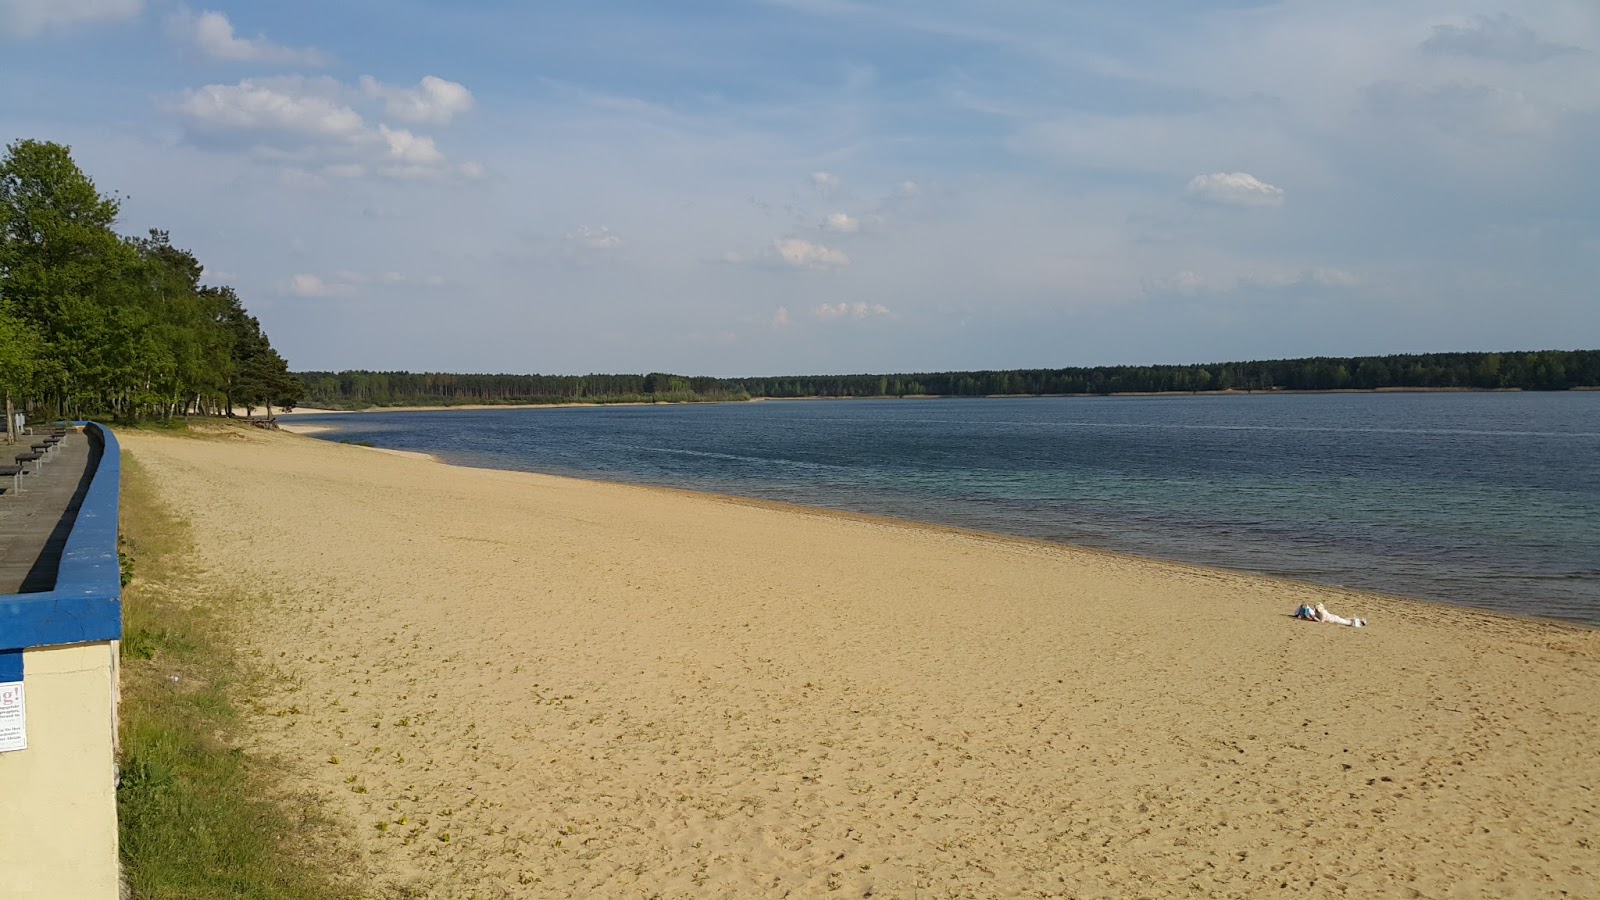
(4, 394), (14, 445)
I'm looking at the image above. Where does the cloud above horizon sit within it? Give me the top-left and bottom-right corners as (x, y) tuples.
(168, 8), (331, 66)
(3, 0), (1596, 375)
(1420, 14), (1585, 63)
(824, 212), (860, 233)
(0, 0), (141, 38)
(286, 270), (445, 298)
(772, 238), (850, 269)
(171, 75), (481, 182)
(815, 301), (892, 321)
(567, 225), (622, 250)
(359, 75), (475, 126)
(1185, 172), (1286, 208)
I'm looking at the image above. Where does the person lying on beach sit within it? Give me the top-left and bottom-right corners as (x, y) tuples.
(1293, 602), (1366, 628)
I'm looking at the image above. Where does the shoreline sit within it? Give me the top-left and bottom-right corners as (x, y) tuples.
(279, 400), (693, 415)
(291, 427), (1592, 633)
(283, 426), (1594, 631)
(275, 422), (440, 461)
(119, 425), (1600, 897)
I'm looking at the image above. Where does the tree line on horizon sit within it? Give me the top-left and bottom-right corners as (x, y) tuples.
(296, 349), (1599, 409)
(0, 139), (301, 434)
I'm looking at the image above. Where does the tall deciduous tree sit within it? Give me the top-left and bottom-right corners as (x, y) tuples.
(0, 305), (40, 442)
(1, 139), (298, 422)
(0, 139), (129, 416)
(217, 287), (299, 418)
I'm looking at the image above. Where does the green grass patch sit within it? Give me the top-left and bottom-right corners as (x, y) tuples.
(129, 417), (202, 433)
(117, 453), (363, 899)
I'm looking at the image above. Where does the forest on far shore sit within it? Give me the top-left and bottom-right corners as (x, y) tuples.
(296, 348), (1599, 409)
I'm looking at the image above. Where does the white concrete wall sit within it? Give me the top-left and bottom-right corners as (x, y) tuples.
(0, 641), (120, 899)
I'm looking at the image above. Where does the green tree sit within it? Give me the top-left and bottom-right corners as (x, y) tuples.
(1, 140), (296, 423)
(0, 139), (133, 417)
(218, 288), (298, 418)
(0, 305), (41, 442)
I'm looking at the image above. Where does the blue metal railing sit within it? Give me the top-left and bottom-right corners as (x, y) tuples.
(0, 423), (122, 657)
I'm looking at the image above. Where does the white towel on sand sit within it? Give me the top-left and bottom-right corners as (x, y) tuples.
(1314, 603), (1365, 627)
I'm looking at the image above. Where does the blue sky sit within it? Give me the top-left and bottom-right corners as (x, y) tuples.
(2, 1), (1596, 376)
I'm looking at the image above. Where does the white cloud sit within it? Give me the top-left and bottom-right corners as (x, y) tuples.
(1421, 14), (1584, 64)
(1144, 270), (1208, 296)
(771, 306), (793, 329)
(173, 77), (476, 182)
(567, 225), (622, 250)
(1365, 81), (1553, 138)
(168, 9), (331, 66)
(1185, 172), (1286, 208)
(1307, 267), (1360, 288)
(0, 0), (141, 38)
(287, 271), (443, 297)
(377, 124), (444, 165)
(1015, 112), (1305, 180)
(285, 274), (347, 298)
(774, 237), (850, 269)
(810, 171), (840, 190)
(824, 212), (860, 233)
(333, 270), (393, 285)
(1242, 267), (1362, 290)
(1145, 265), (1362, 297)
(176, 78), (365, 144)
(814, 301), (892, 320)
(360, 75), (475, 126)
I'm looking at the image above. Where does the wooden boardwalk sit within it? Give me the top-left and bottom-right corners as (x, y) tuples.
(0, 429), (95, 595)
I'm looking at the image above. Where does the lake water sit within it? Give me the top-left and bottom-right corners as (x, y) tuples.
(300, 393), (1600, 625)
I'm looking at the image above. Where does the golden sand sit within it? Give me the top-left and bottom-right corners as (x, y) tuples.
(121, 427), (1600, 899)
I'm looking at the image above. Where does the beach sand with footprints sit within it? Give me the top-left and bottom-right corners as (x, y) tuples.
(121, 426), (1600, 898)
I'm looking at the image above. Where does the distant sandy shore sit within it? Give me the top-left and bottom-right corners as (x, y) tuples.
(277, 401), (669, 415)
(121, 427), (1600, 898)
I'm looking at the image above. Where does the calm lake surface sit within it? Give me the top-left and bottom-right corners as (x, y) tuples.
(302, 393), (1600, 625)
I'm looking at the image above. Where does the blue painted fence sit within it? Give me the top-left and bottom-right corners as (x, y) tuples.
(0, 424), (122, 658)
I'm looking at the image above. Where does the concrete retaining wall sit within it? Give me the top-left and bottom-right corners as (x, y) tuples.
(0, 424), (122, 899)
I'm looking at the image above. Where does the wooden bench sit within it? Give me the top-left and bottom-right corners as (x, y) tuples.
(0, 463), (20, 496)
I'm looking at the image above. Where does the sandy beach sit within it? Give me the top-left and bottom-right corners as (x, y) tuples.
(275, 421), (335, 435)
(120, 427), (1600, 899)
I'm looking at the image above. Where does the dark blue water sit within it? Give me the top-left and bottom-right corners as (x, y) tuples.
(302, 393), (1600, 625)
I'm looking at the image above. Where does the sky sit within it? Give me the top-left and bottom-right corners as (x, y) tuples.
(1, 1), (1597, 376)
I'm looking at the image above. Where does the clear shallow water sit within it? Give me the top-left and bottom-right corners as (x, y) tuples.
(303, 393), (1600, 625)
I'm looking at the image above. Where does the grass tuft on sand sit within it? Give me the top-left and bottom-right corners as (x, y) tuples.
(116, 450), (361, 900)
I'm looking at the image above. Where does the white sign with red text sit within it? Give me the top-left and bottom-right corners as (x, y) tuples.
(0, 681), (26, 752)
